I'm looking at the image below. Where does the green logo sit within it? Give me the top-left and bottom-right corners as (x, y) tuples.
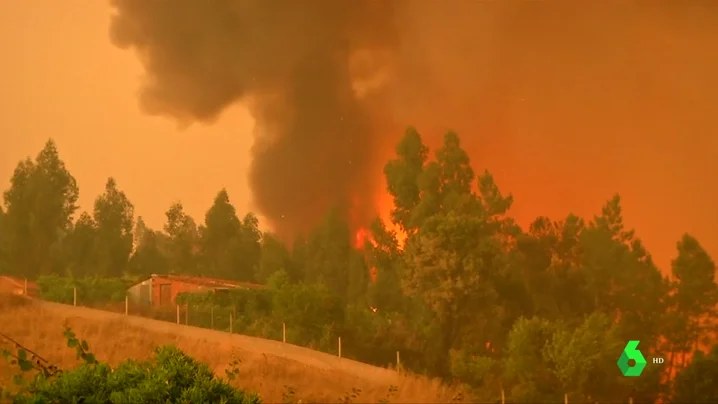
(617, 340), (647, 376)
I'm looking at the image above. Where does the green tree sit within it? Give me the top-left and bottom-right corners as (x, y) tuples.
(665, 234), (718, 371)
(503, 313), (625, 403)
(200, 189), (243, 279)
(408, 131), (479, 226)
(514, 196), (668, 352)
(503, 316), (560, 402)
(384, 127), (429, 234)
(236, 213), (262, 282)
(672, 344), (718, 403)
(291, 234), (309, 282)
(63, 212), (98, 277)
(672, 234), (717, 325)
(542, 312), (623, 403)
(163, 202), (199, 274)
(93, 177), (134, 277)
(128, 216), (169, 277)
(303, 208), (366, 302)
(433, 131), (474, 209)
(270, 272), (344, 350)
(513, 215), (587, 322)
(400, 133), (512, 364)
(365, 218), (403, 313)
(132, 215), (150, 252)
(581, 196), (668, 343)
(2, 139), (79, 277)
(403, 209), (495, 359)
(256, 233), (295, 283)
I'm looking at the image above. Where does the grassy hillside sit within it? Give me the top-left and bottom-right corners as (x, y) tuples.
(0, 294), (465, 403)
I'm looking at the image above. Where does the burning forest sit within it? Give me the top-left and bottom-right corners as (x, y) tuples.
(1, 1), (717, 402)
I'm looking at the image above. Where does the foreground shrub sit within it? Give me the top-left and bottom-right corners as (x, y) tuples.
(3, 327), (261, 403)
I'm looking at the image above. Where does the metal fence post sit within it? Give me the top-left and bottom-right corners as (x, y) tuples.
(282, 322), (286, 343)
(176, 304), (180, 324)
(73, 287), (77, 306)
(338, 336), (342, 359)
(125, 295), (129, 315)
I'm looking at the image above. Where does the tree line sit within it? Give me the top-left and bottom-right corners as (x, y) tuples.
(1, 131), (716, 402)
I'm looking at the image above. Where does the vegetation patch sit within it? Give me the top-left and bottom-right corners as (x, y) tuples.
(1, 131), (718, 402)
(1, 327), (260, 403)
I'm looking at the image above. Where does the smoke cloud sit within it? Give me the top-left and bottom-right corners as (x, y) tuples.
(109, 0), (397, 238)
(110, 1), (718, 265)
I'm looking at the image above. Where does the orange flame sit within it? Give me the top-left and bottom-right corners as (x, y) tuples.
(354, 227), (376, 249)
(351, 170), (409, 288)
(375, 183), (407, 249)
(354, 227), (378, 284)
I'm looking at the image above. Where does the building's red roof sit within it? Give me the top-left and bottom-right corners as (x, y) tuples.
(0, 276), (39, 295)
(147, 274), (264, 290)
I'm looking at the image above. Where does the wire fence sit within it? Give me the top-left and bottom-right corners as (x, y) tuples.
(35, 286), (406, 371)
(11, 282), (646, 404)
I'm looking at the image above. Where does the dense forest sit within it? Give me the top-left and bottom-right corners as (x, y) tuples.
(1, 129), (716, 403)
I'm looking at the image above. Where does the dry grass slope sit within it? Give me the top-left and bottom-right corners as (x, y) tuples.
(0, 294), (465, 403)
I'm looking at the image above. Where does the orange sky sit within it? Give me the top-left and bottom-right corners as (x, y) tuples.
(0, 1), (259, 230)
(1, 1), (717, 273)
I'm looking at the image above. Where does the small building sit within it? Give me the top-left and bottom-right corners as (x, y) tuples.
(127, 274), (263, 307)
(0, 276), (39, 297)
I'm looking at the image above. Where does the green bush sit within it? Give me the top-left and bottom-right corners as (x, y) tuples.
(176, 289), (273, 314)
(36, 275), (76, 304)
(174, 279), (344, 353)
(36, 275), (128, 305)
(270, 281), (343, 350)
(172, 289), (278, 338)
(2, 327), (261, 403)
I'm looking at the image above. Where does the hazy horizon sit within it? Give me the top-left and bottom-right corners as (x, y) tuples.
(2, 1), (717, 272)
(0, 1), (261, 232)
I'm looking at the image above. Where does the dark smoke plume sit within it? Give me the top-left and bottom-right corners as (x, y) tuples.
(110, 1), (718, 267)
(109, 0), (397, 238)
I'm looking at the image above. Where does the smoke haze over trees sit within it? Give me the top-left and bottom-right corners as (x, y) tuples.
(107, 1), (718, 260)
(109, 0), (398, 237)
(1, 133), (717, 402)
(2, 0), (718, 401)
